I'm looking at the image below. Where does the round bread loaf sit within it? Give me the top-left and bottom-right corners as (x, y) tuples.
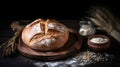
(21, 19), (69, 51)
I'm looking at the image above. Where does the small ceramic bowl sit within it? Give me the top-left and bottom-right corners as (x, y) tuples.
(87, 35), (110, 52)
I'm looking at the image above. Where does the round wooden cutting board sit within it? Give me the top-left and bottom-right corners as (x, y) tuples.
(17, 29), (82, 61)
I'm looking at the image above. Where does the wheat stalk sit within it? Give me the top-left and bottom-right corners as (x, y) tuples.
(0, 22), (24, 57)
(87, 7), (120, 43)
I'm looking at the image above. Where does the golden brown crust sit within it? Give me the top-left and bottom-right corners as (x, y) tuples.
(21, 19), (69, 51)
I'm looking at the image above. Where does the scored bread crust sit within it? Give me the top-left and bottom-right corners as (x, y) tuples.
(21, 19), (69, 51)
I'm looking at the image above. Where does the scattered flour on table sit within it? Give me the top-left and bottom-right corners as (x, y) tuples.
(20, 50), (113, 67)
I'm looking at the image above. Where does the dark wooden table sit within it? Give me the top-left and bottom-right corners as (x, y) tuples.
(0, 20), (120, 67)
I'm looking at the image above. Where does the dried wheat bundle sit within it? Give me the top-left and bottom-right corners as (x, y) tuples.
(0, 22), (24, 57)
(87, 6), (120, 43)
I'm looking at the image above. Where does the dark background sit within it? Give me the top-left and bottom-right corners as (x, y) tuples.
(1, 0), (120, 35)
(1, 0), (120, 52)
(0, 0), (120, 21)
(0, 0), (120, 67)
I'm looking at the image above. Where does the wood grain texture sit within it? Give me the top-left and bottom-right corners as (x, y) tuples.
(17, 28), (82, 60)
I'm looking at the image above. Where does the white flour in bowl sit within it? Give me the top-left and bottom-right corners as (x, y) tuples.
(90, 37), (108, 43)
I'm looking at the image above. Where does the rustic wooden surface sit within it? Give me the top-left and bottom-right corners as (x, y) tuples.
(17, 29), (82, 60)
(0, 20), (120, 67)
